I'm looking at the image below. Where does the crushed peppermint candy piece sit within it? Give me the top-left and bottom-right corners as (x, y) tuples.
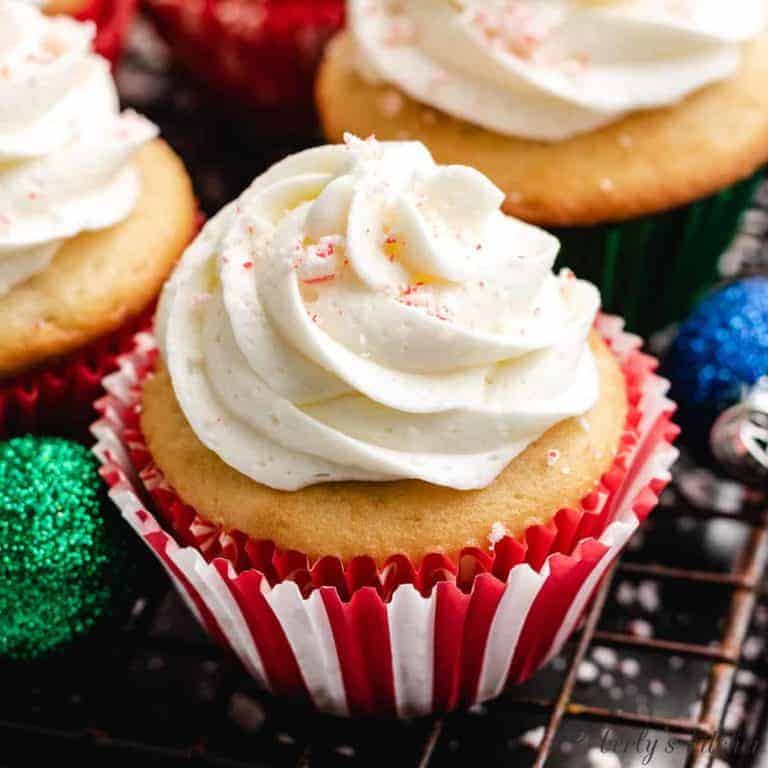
(627, 619), (653, 639)
(488, 521), (508, 549)
(592, 646), (618, 670)
(577, 660), (599, 684)
(619, 657), (640, 678)
(518, 726), (545, 750)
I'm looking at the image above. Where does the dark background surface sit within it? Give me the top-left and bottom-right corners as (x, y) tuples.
(2, 16), (768, 768)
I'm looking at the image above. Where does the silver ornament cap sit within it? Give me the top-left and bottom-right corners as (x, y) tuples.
(711, 376), (768, 485)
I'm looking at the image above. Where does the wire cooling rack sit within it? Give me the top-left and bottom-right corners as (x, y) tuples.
(3, 17), (768, 768)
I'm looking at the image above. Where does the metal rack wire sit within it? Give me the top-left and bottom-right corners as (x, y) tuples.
(515, 510), (768, 768)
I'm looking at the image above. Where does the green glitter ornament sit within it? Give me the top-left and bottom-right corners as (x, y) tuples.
(0, 436), (127, 661)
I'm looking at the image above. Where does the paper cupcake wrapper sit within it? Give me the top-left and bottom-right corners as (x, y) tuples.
(143, 0), (344, 121)
(0, 310), (150, 441)
(75, 0), (137, 62)
(91, 316), (678, 717)
(554, 170), (763, 337)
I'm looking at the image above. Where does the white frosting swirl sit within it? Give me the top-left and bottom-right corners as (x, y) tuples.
(349, 0), (767, 141)
(158, 136), (600, 491)
(0, 0), (157, 295)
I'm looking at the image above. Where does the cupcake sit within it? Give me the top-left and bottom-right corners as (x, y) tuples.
(143, 0), (343, 129)
(24, 0), (136, 62)
(94, 135), (678, 716)
(0, 0), (196, 437)
(317, 0), (768, 335)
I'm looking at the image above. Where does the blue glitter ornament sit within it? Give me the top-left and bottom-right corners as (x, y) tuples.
(665, 277), (768, 448)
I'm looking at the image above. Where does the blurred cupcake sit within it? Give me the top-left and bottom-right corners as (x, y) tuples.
(0, 0), (196, 437)
(143, 0), (343, 129)
(24, 0), (137, 62)
(94, 136), (678, 716)
(317, 0), (768, 334)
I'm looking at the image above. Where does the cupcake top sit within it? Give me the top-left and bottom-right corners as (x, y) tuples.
(0, 0), (157, 295)
(348, 0), (767, 141)
(159, 135), (600, 491)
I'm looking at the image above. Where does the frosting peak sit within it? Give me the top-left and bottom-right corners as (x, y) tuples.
(349, 0), (767, 141)
(158, 136), (600, 490)
(0, 0), (157, 295)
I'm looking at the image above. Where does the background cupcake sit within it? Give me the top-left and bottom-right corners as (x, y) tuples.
(142, 0), (343, 132)
(317, 0), (768, 335)
(0, 0), (196, 437)
(93, 136), (678, 716)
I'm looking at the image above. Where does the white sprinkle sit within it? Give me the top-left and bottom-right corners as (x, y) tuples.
(599, 673), (615, 689)
(577, 660), (599, 684)
(649, 679), (667, 697)
(592, 646), (618, 670)
(669, 655), (685, 671)
(588, 747), (622, 768)
(618, 133), (634, 149)
(627, 619), (653, 639)
(615, 581), (636, 606)
(619, 658), (640, 678)
(743, 635), (764, 660)
(518, 726), (545, 750)
(637, 580), (660, 613)
(599, 178), (614, 192)
(561, 465), (571, 475)
(335, 745), (356, 758)
(488, 521), (508, 549)
(735, 670), (758, 687)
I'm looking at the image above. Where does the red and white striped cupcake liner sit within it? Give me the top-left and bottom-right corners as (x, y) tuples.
(0, 309), (150, 440)
(92, 315), (678, 717)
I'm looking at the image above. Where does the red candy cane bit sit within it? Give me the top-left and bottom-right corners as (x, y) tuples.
(302, 274), (336, 285)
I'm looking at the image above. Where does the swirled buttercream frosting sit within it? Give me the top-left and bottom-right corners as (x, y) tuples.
(0, 0), (157, 295)
(348, 0), (767, 141)
(157, 135), (601, 491)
